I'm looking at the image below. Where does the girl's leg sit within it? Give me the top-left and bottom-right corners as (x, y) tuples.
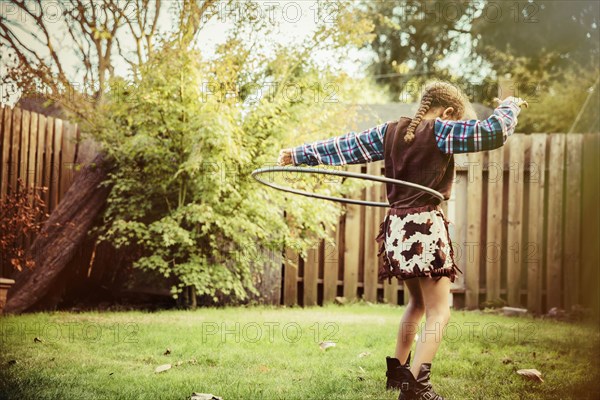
(395, 277), (425, 363)
(410, 276), (451, 378)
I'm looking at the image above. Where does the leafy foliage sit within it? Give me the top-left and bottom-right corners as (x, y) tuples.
(471, 1), (599, 76)
(469, 1), (600, 133)
(364, 0), (476, 99)
(512, 65), (599, 133)
(0, 179), (49, 274)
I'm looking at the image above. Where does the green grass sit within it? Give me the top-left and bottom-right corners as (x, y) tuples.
(0, 304), (598, 400)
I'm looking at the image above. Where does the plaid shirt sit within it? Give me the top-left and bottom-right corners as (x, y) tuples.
(291, 98), (522, 166)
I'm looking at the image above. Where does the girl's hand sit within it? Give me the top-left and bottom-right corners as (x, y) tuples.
(278, 148), (293, 166)
(493, 96), (528, 108)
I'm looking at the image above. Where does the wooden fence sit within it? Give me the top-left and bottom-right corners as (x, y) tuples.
(1, 106), (599, 315)
(282, 133), (600, 315)
(0, 106), (80, 278)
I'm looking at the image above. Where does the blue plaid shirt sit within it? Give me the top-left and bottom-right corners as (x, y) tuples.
(291, 98), (522, 166)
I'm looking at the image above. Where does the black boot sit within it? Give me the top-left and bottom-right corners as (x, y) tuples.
(397, 362), (445, 400)
(385, 351), (412, 391)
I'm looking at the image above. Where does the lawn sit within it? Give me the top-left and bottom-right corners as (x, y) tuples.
(0, 303), (598, 400)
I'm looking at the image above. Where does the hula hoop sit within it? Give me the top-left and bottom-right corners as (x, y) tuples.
(251, 166), (445, 207)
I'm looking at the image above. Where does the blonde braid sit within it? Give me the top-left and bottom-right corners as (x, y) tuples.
(404, 93), (432, 143)
(403, 81), (470, 144)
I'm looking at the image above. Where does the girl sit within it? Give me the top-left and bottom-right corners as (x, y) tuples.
(278, 81), (527, 400)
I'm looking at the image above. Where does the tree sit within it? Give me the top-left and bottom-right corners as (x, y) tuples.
(471, 0), (599, 77)
(0, 0), (218, 111)
(363, 0), (477, 100)
(470, 0), (600, 132)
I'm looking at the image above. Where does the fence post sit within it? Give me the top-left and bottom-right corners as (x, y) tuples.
(580, 133), (600, 318)
(342, 164), (361, 301)
(363, 161), (381, 302)
(546, 134), (566, 310)
(486, 147), (504, 302)
(563, 135), (583, 310)
(507, 135), (525, 307)
(465, 152), (483, 309)
(527, 134), (547, 314)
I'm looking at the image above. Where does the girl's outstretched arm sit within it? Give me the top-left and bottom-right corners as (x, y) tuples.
(283, 122), (388, 166)
(434, 96), (527, 154)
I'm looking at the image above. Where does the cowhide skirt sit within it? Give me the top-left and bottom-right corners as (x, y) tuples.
(375, 204), (462, 283)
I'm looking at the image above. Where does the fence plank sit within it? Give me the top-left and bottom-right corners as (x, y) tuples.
(19, 110), (31, 193)
(506, 135), (525, 306)
(50, 118), (63, 210)
(60, 122), (78, 198)
(35, 114), (47, 204)
(10, 108), (21, 192)
(381, 185), (398, 305)
(563, 135), (583, 310)
(580, 133), (600, 317)
(343, 164), (361, 300)
(303, 246), (319, 307)
(527, 134), (546, 314)
(322, 221), (339, 304)
(283, 245), (298, 306)
(485, 147), (503, 301)
(383, 276), (398, 305)
(363, 161), (381, 302)
(0, 107), (10, 201)
(27, 112), (39, 202)
(546, 134), (565, 309)
(42, 117), (54, 210)
(465, 152), (483, 309)
(451, 171), (467, 294)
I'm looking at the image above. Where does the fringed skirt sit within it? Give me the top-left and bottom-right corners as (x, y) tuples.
(376, 204), (462, 283)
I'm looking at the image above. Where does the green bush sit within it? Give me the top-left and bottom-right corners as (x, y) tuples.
(83, 24), (375, 302)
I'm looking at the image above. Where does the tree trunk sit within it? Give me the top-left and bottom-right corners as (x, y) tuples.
(4, 150), (110, 314)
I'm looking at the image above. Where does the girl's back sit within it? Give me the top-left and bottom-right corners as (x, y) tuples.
(382, 117), (454, 209)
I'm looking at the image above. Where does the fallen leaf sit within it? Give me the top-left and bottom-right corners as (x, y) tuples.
(502, 306), (528, 316)
(502, 356), (513, 364)
(319, 341), (336, 350)
(516, 368), (544, 382)
(334, 296), (347, 305)
(33, 337), (42, 343)
(356, 366), (366, 381)
(258, 365), (269, 372)
(358, 352), (371, 358)
(164, 348), (171, 356)
(190, 393), (223, 400)
(155, 364), (172, 373)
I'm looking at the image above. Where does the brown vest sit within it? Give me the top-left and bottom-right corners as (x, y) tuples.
(383, 118), (454, 208)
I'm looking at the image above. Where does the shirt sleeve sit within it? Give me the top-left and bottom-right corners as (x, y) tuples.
(291, 122), (388, 166)
(434, 98), (522, 154)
